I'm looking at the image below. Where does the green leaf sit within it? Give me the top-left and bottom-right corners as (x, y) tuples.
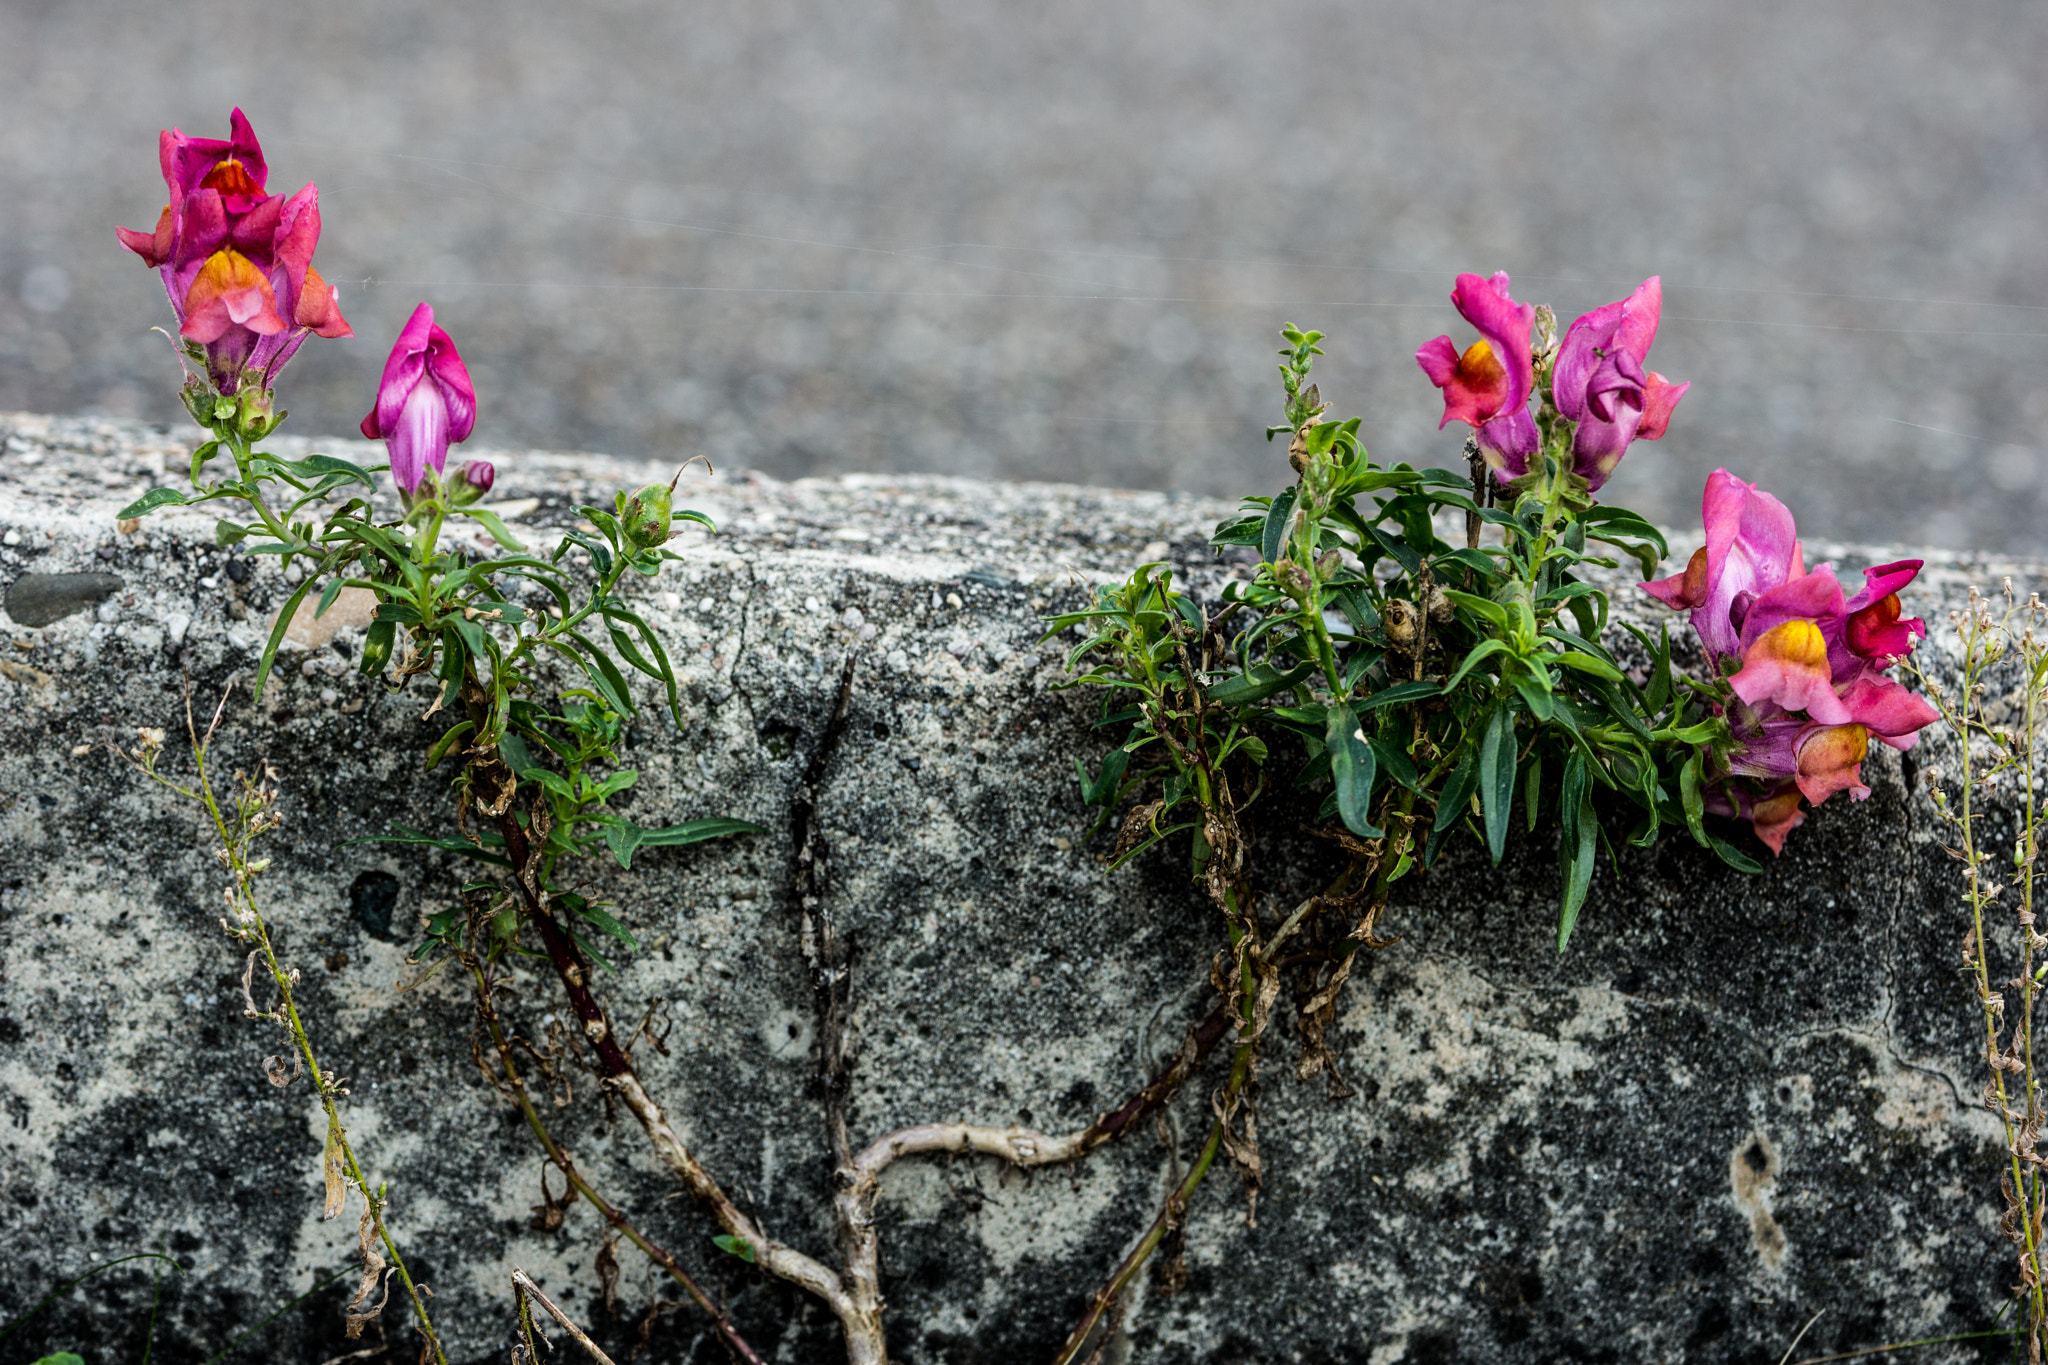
(1210, 513), (1265, 547)
(1358, 678), (1441, 710)
(1260, 485), (1297, 566)
(458, 507), (527, 550)
(1441, 639), (1512, 694)
(1442, 588), (1508, 629)
(570, 899), (640, 952)
(563, 629), (635, 715)
(1679, 751), (1708, 846)
(345, 823), (513, 868)
(374, 601), (423, 623)
(1369, 735), (1419, 791)
(606, 816), (766, 870)
(359, 618), (396, 676)
(214, 518), (249, 547)
(1207, 659), (1316, 706)
(188, 439), (221, 483)
(314, 575), (348, 620)
(1325, 702), (1383, 838)
(1076, 747), (1130, 806)
(1556, 754), (1598, 951)
(117, 487), (187, 520)
(712, 1234), (757, 1264)
(1523, 749), (1545, 832)
(520, 767), (576, 801)
(254, 572), (318, 702)
(1364, 523), (1424, 579)
(32, 1354), (86, 1365)
(1479, 704), (1517, 864)
(426, 721), (475, 771)
(1511, 670), (1555, 723)
(1434, 745), (1479, 833)
(1706, 831), (1764, 874)
(1551, 649), (1625, 683)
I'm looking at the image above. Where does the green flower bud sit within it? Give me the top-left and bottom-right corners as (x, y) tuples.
(621, 475), (679, 549)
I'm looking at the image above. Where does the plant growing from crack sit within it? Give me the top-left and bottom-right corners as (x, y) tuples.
(123, 694), (446, 1363)
(1909, 581), (2048, 1355)
(1049, 278), (1940, 1346)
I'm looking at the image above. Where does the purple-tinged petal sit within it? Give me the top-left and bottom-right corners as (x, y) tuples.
(1476, 406), (1539, 479)
(1840, 676), (1939, 746)
(422, 325), (477, 443)
(386, 379), (450, 494)
(373, 303), (437, 439)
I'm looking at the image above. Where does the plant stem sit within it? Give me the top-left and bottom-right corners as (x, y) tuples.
(469, 963), (766, 1365)
(179, 737), (447, 1365)
(1049, 1021), (1255, 1365)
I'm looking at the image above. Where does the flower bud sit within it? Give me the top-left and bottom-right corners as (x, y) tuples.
(448, 460), (494, 506)
(1272, 558), (1313, 599)
(621, 479), (675, 549)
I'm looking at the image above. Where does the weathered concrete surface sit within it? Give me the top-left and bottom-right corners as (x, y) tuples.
(0, 409), (2030, 1364)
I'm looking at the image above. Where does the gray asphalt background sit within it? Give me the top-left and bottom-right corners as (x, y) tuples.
(4, 0), (2045, 550)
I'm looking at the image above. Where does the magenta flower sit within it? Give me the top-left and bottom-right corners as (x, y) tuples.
(1414, 272), (1539, 477)
(1644, 468), (1935, 855)
(360, 303), (477, 495)
(115, 109), (350, 396)
(1551, 277), (1688, 490)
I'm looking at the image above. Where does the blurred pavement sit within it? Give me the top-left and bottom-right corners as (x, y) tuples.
(3, 0), (2046, 549)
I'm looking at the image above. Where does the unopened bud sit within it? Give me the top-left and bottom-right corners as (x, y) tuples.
(448, 460), (494, 506)
(1273, 559), (1313, 599)
(621, 477), (676, 549)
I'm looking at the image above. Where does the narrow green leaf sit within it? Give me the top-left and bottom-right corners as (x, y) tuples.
(1479, 704), (1517, 865)
(314, 576), (348, 620)
(1556, 759), (1598, 951)
(117, 487), (187, 520)
(1325, 702), (1383, 838)
(1706, 831), (1764, 874)
(1358, 678), (1441, 710)
(254, 573), (318, 702)
(1369, 735), (1419, 792)
(458, 507), (526, 550)
(1441, 639), (1512, 694)
(1260, 485), (1297, 566)
(1207, 659), (1316, 706)
(1434, 745), (1479, 833)
(1442, 588), (1508, 629)
(1679, 751), (1708, 846)
(359, 618), (396, 676)
(425, 721), (475, 771)
(571, 900), (641, 952)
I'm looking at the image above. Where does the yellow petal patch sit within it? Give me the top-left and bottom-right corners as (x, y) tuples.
(1748, 619), (1828, 671)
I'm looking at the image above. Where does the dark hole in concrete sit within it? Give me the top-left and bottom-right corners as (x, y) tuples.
(1743, 1140), (1770, 1173)
(872, 721), (890, 739)
(0, 1018), (18, 1045)
(760, 719), (800, 760)
(351, 870), (402, 940)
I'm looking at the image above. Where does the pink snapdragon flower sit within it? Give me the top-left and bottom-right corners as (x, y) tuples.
(115, 108), (350, 395)
(1643, 469), (1935, 854)
(1551, 277), (1688, 490)
(1415, 272), (1539, 477)
(360, 303), (477, 496)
